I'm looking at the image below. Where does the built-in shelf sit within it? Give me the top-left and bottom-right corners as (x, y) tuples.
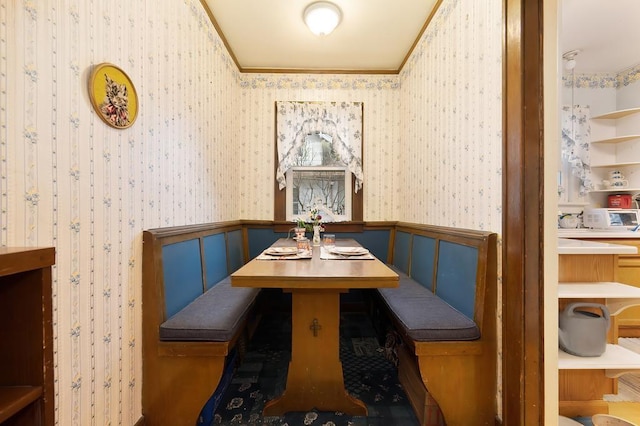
(558, 282), (640, 377)
(589, 187), (640, 193)
(590, 162), (640, 168)
(559, 202), (590, 206)
(0, 386), (42, 423)
(592, 107), (640, 120)
(0, 247), (55, 425)
(558, 344), (640, 377)
(558, 282), (640, 315)
(591, 135), (640, 144)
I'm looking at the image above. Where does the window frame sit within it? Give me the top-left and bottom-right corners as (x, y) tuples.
(273, 102), (364, 228)
(285, 166), (352, 223)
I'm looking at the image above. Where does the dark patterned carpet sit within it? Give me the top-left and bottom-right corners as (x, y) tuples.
(208, 311), (420, 425)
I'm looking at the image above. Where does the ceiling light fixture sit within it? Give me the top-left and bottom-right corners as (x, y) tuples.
(562, 49), (581, 70)
(304, 1), (342, 36)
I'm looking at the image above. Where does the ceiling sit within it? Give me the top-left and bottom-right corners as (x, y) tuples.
(561, 0), (640, 74)
(202, 0), (439, 73)
(202, 1), (640, 75)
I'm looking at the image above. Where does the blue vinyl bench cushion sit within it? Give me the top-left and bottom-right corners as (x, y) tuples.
(378, 266), (480, 342)
(159, 278), (260, 342)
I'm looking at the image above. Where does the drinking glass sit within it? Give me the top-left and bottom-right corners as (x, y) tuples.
(323, 234), (335, 249)
(296, 237), (311, 255)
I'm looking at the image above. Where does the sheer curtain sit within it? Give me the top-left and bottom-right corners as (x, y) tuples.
(561, 105), (593, 196)
(275, 101), (364, 192)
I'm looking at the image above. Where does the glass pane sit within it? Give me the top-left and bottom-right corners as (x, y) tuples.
(296, 134), (344, 167)
(292, 169), (346, 219)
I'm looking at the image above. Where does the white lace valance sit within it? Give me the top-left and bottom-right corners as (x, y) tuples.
(276, 101), (364, 192)
(561, 105), (593, 196)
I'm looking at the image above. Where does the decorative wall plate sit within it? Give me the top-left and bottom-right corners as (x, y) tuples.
(88, 63), (138, 129)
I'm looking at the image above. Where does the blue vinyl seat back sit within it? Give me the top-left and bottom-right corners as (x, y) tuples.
(410, 235), (437, 291)
(203, 233), (229, 291)
(392, 231), (412, 274)
(435, 241), (478, 320)
(226, 229), (244, 273)
(338, 230), (391, 262)
(162, 239), (204, 318)
(246, 228), (289, 259)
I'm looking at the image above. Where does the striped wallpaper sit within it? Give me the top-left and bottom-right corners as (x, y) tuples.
(1, 0), (503, 424)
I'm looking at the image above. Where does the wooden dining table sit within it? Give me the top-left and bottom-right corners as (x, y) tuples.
(230, 238), (398, 416)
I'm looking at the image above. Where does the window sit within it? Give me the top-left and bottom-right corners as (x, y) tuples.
(274, 101), (363, 224)
(286, 133), (351, 222)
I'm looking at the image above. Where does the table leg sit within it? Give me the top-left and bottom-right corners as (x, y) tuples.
(263, 289), (367, 416)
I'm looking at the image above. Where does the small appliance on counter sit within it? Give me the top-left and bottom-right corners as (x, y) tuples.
(608, 194), (633, 209)
(582, 207), (640, 230)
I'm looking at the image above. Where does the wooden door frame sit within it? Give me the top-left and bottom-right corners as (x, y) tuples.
(503, 0), (545, 424)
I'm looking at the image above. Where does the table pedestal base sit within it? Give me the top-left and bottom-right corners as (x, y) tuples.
(263, 289), (367, 417)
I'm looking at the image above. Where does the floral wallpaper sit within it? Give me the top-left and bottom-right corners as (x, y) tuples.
(1, 0), (504, 424)
(234, 74), (401, 221)
(562, 63), (640, 89)
(2, 0), (239, 424)
(398, 0), (503, 233)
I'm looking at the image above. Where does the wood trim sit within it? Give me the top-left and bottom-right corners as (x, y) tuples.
(397, 0), (444, 72)
(502, 0), (545, 424)
(241, 67), (399, 75)
(198, 0), (242, 71)
(198, 0), (444, 75)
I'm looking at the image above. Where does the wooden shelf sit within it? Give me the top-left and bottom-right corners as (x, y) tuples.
(0, 386), (42, 423)
(592, 107), (640, 120)
(0, 247), (55, 426)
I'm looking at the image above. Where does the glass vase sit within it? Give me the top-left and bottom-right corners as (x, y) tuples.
(312, 225), (321, 245)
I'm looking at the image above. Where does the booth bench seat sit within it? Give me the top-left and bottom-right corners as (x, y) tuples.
(378, 267), (480, 342)
(375, 223), (498, 426)
(142, 220), (498, 426)
(142, 222), (260, 426)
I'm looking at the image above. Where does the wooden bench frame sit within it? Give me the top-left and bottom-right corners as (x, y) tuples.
(142, 220), (497, 425)
(382, 223), (498, 426)
(142, 221), (257, 426)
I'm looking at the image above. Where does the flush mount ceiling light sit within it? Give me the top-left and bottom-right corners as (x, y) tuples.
(304, 1), (342, 36)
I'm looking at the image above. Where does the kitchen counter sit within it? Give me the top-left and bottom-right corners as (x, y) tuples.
(557, 228), (640, 239)
(558, 238), (638, 255)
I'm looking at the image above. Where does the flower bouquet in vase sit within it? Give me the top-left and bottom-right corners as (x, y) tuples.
(308, 209), (324, 245)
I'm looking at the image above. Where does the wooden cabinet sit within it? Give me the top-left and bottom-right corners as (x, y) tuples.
(0, 247), (55, 425)
(558, 249), (640, 417)
(580, 239), (640, 337)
